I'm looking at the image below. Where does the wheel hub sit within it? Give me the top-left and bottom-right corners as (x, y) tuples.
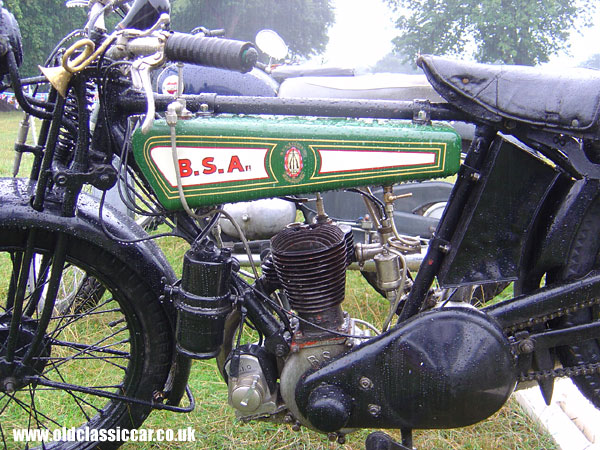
(0, 314), (51, 392)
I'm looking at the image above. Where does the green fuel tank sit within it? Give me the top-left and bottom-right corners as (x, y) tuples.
(132, 115), (461, 210)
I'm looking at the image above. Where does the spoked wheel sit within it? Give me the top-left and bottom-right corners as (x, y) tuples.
(0, 226), (172, 449)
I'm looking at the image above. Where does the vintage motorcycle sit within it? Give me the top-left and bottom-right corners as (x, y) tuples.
(1, 0), (599, 449)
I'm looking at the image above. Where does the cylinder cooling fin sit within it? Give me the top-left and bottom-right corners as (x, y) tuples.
(270, 223), (351, 330)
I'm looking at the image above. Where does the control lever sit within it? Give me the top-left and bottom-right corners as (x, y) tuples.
(127, 14), (170, 133)
(132, 47), (166, 134)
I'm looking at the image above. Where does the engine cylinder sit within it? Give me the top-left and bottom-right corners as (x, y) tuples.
(270, 223), (349, 331)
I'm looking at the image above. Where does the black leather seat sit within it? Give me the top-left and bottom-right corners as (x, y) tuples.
(418, 55), (600, 132)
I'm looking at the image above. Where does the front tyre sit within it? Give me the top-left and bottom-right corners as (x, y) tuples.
(0, 226), (173, 449)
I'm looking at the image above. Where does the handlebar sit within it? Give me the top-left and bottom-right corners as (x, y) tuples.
(164, 32), (258, 73)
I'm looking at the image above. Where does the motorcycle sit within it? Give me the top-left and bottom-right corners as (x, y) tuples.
(1, 0), (599, 449)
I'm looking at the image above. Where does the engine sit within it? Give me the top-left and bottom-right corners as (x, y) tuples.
(224, 221), (373, 435)
(210, 194), (516, 436)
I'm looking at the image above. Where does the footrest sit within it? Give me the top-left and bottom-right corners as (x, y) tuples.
(365, 431), (414, 450)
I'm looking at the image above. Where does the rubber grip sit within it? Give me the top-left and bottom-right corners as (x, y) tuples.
(164, 32), (258, 73)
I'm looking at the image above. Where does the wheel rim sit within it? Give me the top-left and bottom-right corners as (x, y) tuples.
(0, 243), (144, 449)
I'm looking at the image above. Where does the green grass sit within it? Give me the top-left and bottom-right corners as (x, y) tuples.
(0, 110), (557, 449)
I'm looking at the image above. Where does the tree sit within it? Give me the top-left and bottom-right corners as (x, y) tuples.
(3, 0), (333, 78)
(370, 53), (420, 74)
(580, 54), (600, 70)
(386, 0), (595, 66)
(171, 0), (334, 59)
(4, 0), (86, 77)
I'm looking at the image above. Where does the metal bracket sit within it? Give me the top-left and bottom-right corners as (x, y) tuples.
(412, 99), (431, 125)
(53, 163), (117, 191)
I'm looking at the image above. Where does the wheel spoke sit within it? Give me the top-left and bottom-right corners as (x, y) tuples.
(0, 423), (7, 450)
(6, 251), (23, 311)
(23, 254), (52, 317)
(45, 358), (98, 420)
(0, 394), (13, 416)
(27, 385), (49, 434)
(46, 296), (116, 340)
(42, 325), (130, 375)
(3, 391), (63, 429)
(33, 384), (123, 391)
(48, 306), (121, 321)
(50, 337), (130, 356)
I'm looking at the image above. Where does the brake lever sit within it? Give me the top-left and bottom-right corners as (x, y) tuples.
(130, 35), (167, 134)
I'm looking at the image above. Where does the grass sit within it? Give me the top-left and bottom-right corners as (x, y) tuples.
(0, 109), (558, 449)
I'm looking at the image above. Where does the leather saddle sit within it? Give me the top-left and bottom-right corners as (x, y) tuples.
(418, 55), (600, 132)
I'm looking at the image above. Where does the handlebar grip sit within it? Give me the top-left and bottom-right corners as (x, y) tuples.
(164, 32), (258, 73)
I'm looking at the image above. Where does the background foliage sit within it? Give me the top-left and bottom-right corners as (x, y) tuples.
(386, 0), (596, 65)
(171, 0), (334, 59)
(4, 0), (86, 77)
(3, 0), (333, 77)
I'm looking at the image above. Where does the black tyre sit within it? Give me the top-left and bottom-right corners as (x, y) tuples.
(555, 197), (600, 408)
(0, 226), (173, 449)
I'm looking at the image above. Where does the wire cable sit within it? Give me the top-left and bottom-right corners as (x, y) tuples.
(235, 275), (375, 340)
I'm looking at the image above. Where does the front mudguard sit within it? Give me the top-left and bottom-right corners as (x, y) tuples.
(0, 178), (191, 406)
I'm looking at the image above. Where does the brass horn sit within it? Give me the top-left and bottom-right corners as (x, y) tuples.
(39, 65), (73, 98)
(40, 35), (116, 97)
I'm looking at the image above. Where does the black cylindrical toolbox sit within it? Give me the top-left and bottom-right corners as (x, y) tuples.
(175, 243), (233, 359)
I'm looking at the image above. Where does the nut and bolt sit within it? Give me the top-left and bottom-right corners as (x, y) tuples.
(438, 243), (451, 253)
(291, 421), (301, 432)
(199, 103), (210, 113)
(328, 432), (346, 444)
(3, 378), (16, 394)
(368, 403), (381, 417)
(152, 390), (166, 402)
(359, 376), (373, 390)
(470, 172), (481, 182)
(518, 339), (535, 354)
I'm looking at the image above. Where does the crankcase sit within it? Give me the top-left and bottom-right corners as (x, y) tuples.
(295, 308), (517, 432)
(132, 115), (460, 210)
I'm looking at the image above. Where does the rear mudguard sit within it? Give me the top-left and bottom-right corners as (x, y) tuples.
(0, 177), (190, 406)
(524, 178), (600, 279)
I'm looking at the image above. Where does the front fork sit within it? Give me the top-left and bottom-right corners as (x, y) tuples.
(3, 78), (86, 380)
(2, 229), (69, 396)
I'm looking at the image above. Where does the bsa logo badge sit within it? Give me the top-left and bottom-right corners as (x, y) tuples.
(284, 146), (303, 178)
(280, 143), (308, 183)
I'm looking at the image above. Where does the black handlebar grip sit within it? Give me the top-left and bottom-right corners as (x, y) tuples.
(164, 32), (258, 73)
